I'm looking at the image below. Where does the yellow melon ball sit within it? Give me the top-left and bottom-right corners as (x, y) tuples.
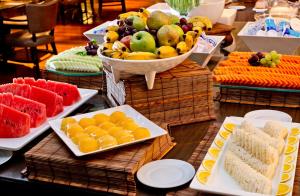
(132, 127), (151, 140)
(123, 122), (139, 131)
(98, 135), (118, 149)
(67, 123), (84, 138)
(78, 137), (99, 153)
(61, 117), (77, 132)
(71, 132), (90, 145)
(118, 117), (135, 127)
(85, 125), (101, 134)
(99, 121), (116, 130)
(110, 111), (126, 123)
(79, 118), (96, 128)
(115, 132), (134, 144)
(87, 127), (108, 139)
(107, 126), (123, 137)
(93, 113), (109, 125)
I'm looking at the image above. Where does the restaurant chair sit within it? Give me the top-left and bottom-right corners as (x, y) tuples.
(2, 15), (28, 29)
(4, 0), (59, 78)
(59, 0), (90, 24)
(98, 0), (126, 17)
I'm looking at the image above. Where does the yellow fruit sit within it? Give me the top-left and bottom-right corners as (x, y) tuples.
(61, 117), (77, 132)
(285, 145), (296, 154)
(284, 155), (294, 163)
(98, 135), (118, 149)
(110, 111), (126, 123)
(118, 117), (135, 126)
(176, 41), (189, 54)
(123, 122), (139, 131)
(107, 126), (124, 137)
(85, 126), (108, 138)
(124, 52), (157, 60)
(93, 113), (109, 124)
(283, 163), (293, 173)
(276, 183), (291, 196)
(197, 171), (210, 184)
(281, 173), (291, 183)
(287, 136), (298, 145)
(85, 125), (100, 133)
(223, 123), (236, 132)
(214, 139), (224, 149)
(99, 121), (115, 130)
(156, 46), (178, 59)
(219, 130), (231, 140)
(208, 148), (220, 159)
(132, 127), (151, 140)
(115, 132), (135, 144)
(79, 118), (96, 128)
(78, 137), (99, 153)
(67, 123), (84, 138)
(104, 31), (119, 43)
(71, 132), (90, 145)
(202, 160), (215, 172)
(290, 127), (300, 136)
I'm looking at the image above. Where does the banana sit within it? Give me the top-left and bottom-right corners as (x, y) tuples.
(192, 26), (203, 36)
(111, 51), (123, 59)
(118, 11), (140, 20)
(186, 31), (198, 39)
(112, 41), (130, 52)
(124, 52), (157, 60)
(101, 49), (114, 57)
(192, 21), (205, 29)
(121, 52), (130, 59)
(188, 16), (212, 30)
(183, 34), (194, 49)
(176, 41), (189, 54)
(106, 25), (119, 32)
(139, 8), (150, 18)
(104, 31), (119, 43)
(102, 42), (113, 50)
(156, 46), (178, 59)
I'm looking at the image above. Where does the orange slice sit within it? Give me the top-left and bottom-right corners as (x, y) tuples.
(197, 171), (210, 184)
(208, 147), (220, 159)
(284, 155), (294, 164)
(223, 123), (236, 133)
(202, 160), (215, 172)
(283, 163), (293, 173)
(287, 136), (298, 145)
(285, 145), (296, 154)
(290, 128), (300, 136)
(214, 139), (224, 149)
(276, 183), (291, 196)
(280, 173), (291, 183)
(219, 130), (231, 140)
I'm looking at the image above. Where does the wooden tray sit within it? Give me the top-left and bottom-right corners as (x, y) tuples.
(105, 60), (216, 126)
(25, 123), (175, 196)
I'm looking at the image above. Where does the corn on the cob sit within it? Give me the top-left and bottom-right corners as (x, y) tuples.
(224, 150), (272, 194)
(231, 128), (278, 164)
(263, 121), (288, 139)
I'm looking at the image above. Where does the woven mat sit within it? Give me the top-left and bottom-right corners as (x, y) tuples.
(167, 123), (300, 196)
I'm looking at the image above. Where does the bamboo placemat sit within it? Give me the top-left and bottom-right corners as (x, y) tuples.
(167, 123), (300, 196)
(25, 123), (175, 196)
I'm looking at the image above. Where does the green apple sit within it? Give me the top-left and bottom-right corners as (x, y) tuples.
(147, 11), (171, 30)
(127, 16), (146, 31)
(157, 25), (180, 47)
(170, 24), (184, 41)
(130, 31), (156, 52)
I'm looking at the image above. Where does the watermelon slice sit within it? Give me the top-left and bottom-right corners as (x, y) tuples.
(13, 78), (25, 84)
(0, 104), (30, 138)
(11, 95), (47, 127)
(0, 83), (31, 98)
(1, 93), (13, 106)
(24, 77), (35, 86)
(30, 86), (63, 117)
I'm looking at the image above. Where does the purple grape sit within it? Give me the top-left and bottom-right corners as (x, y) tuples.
(124, 30), (131, 36)
(117, 20), (124, 26)
(248, 54), (260, 66)
(256, 52), (264, 59)
(87, 49), (97, 56)
(187, 23), (193, 30)
(125, 18), (133, 26)
(180, 18), (187, 25)
(118, 26), (126, 34)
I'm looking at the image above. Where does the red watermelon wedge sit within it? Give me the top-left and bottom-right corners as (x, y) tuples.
(13, 78), (25, 84)
(11, 95), (47, 127)
(0, 104), (30, 138)
(30, 86), (63, 117)
(0, 83), (31, 98)
(1, 93), (13, 106)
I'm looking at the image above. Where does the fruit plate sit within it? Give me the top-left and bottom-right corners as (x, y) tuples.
(189, 116), (300, 196)
(97, 44), (197, 90)
(48, 105), (168, 157)
(0, 88), (98, 151)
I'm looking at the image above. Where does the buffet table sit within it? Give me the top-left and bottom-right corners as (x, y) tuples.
(1, 17), (300, 196)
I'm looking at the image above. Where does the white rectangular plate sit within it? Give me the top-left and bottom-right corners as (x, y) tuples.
(190, 116), (300, 196)
(49, 105), (168, 157)
(0, 88), (98, 151)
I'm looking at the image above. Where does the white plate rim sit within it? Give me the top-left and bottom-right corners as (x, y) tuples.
(228, 5), (246, 10)
(48, 104), (168, 157)
(244, 109), (292, 122)
(0, 150), (13, 165)
(0, 88), (98, 151)
(137, 159), (195, 188)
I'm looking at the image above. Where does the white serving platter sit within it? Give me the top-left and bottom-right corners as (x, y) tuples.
(244, 110), (292, 122)
(190, 116), (300, 196)
(0, 88), (98, 151)
(49, 105), (168, 157)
